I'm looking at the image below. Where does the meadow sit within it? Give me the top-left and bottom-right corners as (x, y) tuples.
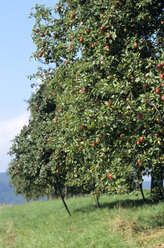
(0, 192), (163, 248)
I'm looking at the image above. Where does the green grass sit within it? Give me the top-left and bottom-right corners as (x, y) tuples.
(0, 192), (164, 248)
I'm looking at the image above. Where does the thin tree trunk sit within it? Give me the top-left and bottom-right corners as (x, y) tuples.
(65, 185), (68, 199)
(139, 183), (146, 202)
(56, 180), (71, 217)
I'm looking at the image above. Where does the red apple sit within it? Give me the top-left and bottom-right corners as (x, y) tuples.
(108, 173), (113, 181)
(120, 134), (125, 138)
(157, 63), (163, 71)
(37, 53), (42, 58)
(69, 22), (72, 27)
(161, 95), (164, 101)
(137, 114), (142, 119)
(160, 74), (164, 80)
(139, 137), (144, 142)
(59, 109), (62, 112)
(86, 29), (90, 34)
(35, 29), (39, 33)
(131, 78), (135, 83)
(56, 6), (60, 11)
(136, 140), (140, 145)
(71, 14), (75, 19)
(80, 37), (83, 42)
(154, 133), (159, 137)
(156, 117), (160, 122)
(137, 159), (142, 163)
(159, 157), (163, 162)
(100, 26), (105, 31)
(134, 42), (138, 48)
(155, 88), (160, 94)
(40, 33), (45, 37)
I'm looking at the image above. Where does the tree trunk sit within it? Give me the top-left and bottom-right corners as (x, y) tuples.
(56, 180), (71, 217)
(139, 183), (146, 202)
(151, 168), (164, 200)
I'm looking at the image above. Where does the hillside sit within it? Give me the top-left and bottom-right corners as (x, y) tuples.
(0, 193), (163, 248)
(0, 173), (27, 205)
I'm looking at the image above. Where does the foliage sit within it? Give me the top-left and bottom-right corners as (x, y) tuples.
(8, 0), (164, 202)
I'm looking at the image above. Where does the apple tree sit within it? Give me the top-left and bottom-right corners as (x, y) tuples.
(8, 0), (164, 210)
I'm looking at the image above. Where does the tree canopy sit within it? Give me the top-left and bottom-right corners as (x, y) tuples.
(8, 0), (164, 207)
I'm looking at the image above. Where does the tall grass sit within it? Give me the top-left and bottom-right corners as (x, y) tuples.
(0, 192), (163, 248)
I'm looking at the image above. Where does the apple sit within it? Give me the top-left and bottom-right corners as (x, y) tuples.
(40, 33), (45, 37)
(154, 133), (159, 137)
(100, 26), (105, 31)
(68, 46), (72, 50)
(136, 140), (140, 145)
(156, 117), (160, 122)
(108, 173), (113, 181)
(159, 157), (163, 162)
(157, 63), (163, 71)
(161, 95), (164, 101)
(91, 43), (95, 48)
(100, 60), (104, 65)
(134, 42), (138, 48)
(56, 6), (60, 11)
(59, 109), (62, 112)
(86, 29), (90, 34)
(155, 88), (160, 94)
(38, 53), (42, 58)
(71, 14), (75, 19)
(69, 22), (72, 27)
(139, 137), (144, 142)
(64, 61), (68, 65)
(126, 98), (129, 102)
(107, 33), (111, 38)
(107, 101), (111, 106)
(131, 78), (135, 82)
(56, 169), (59, 173)
(80, 37), (83, 42)
(123, 28), (127, 33)
(137, 158), (142, 163)
(120, 134), (124, 138)
(137, 113), (142, 119)
(35, 29), (39, 33)
(160, 74), (164, 80)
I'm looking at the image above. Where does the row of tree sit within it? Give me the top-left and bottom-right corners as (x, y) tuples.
(8, 0), (164, 215)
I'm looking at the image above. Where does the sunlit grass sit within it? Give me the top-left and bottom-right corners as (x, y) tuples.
(0, 192), (163, 248)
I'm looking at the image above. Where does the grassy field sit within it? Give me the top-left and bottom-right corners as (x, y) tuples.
(0, 192), (164, 248)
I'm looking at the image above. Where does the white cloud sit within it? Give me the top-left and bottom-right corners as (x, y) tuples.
(0, 112), (29, 172)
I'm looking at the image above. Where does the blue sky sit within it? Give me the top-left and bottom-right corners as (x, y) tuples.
(0, 0), (58, 172)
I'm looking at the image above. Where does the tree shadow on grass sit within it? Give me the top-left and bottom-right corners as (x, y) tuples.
(73, 197), (164, 229)
(73, 197), (162, 213)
